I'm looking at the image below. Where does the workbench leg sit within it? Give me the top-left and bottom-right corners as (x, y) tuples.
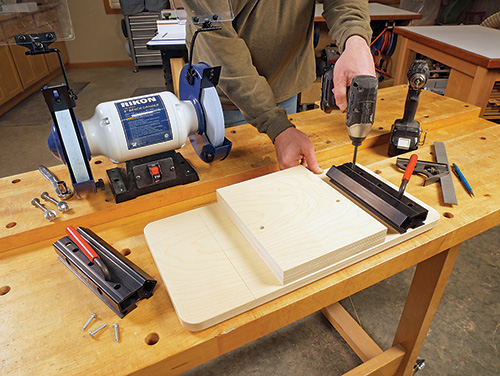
(467, 66), (497, 118)
(393, 37), (415, 85)
(171, 57), (186, 98)
(392, 244), (461, 376)
(322, 302), (383, 362)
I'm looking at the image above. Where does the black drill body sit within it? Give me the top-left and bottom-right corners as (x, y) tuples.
(388, 60), (430, 157)
(320, 68), (378, 165)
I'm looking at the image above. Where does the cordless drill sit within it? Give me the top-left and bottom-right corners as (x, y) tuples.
(388, 60), (429, 156)
(321, 66), (378, 165)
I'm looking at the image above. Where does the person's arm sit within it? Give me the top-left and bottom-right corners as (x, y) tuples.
(322, 0), (375, 111)
(182, 0), (294, 141)
(182, 1), (321, 172)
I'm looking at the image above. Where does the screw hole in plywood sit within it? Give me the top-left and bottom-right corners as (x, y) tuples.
(378, 127), (384, 130)
(0, 286), (11, 295)
(145, 332), (159, 345)
(480, 136), (487, 140)
(485, 194), (491, 197)
(443, 212), (454, 219)
(121, 248), (131, 256)
(374, 170), (382, 174)
(94, 160), (102, 164)
(6, 222), (16, 229)
(11, 179), (21, 184)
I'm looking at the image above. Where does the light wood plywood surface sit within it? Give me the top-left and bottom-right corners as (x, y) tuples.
(145, 166), (439, 331)
(217, 166), (387, 284)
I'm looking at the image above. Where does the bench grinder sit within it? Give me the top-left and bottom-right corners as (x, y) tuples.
(16, 19), (232, 203)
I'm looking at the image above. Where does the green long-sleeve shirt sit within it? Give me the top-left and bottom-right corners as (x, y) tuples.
(183, 0), (372, 141)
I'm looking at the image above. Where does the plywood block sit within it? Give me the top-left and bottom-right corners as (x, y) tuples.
(216, 166), (387, 284)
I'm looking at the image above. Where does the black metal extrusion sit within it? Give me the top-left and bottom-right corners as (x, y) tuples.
(53, 227), (157, 317)
(326, 163), (428, 234)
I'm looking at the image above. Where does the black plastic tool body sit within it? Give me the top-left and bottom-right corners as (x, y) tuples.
(388, 60), (429, 156)
(53, 227), (157, 317)
(326, 164), (428, 234)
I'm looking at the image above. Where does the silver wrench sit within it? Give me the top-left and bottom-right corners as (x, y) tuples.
(38, 165), (73, 200)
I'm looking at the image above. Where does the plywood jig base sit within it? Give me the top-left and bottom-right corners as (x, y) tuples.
(144, 166), (439, 331)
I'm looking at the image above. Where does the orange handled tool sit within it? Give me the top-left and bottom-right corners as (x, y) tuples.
(66, 226), (111, 281)
(398, 154), (418, 199)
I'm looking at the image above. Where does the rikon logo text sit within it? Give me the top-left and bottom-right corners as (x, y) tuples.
(120, 97), (157, 107)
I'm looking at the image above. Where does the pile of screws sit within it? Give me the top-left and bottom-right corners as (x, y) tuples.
(31, 191), (70, 221)
(82, 312), (120, 342)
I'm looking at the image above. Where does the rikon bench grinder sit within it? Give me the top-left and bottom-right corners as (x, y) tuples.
(16, 17), (232, 203)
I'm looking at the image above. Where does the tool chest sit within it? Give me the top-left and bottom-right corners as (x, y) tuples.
(123, 12), (162, 72)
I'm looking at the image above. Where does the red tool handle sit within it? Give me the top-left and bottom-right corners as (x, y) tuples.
(402, 154), (418, 182)
(66, 226), (100, 261)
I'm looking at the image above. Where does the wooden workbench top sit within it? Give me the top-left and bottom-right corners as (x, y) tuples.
(1, 86), (500, 375)
(0, 85), (480, 253)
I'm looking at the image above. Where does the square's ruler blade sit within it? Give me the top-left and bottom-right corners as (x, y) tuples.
(434, 141), (457, 205)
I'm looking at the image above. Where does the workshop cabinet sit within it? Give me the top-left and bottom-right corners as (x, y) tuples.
(0, 4), (69, 113)
(0, 45), (23, 106)
(8, 44), (50, 89)
(123, 12), (162, 72)
(44, 41), (69, 73)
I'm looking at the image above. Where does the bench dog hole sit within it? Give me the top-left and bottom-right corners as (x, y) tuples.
(121, 248), (131, 256)
(0, 286), (11, 295)
(145, 332), (160, 345)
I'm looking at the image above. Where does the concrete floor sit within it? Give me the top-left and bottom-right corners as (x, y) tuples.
(1, 66), (499, 375)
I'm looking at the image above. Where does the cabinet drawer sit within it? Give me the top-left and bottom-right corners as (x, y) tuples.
(129, 14), (161, 23)
(131, 28), (157, 38)
(9, 44), (49, 89)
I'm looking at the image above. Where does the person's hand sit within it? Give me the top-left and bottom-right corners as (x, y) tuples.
(333, 35), (376, 111)
(274, 127), (323, 174)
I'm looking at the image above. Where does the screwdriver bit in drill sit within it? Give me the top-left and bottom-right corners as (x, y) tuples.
(352, 145), (359, 167)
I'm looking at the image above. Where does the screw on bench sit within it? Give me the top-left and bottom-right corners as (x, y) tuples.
(82, 313), (96, 331)
(113, 323), (119, 342)
(41, 191), (70, 212)
(89, 323), (107, 337)
(31, 198), (57, 221)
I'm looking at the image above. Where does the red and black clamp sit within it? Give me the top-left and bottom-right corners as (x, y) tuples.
(66, 226), (112, 281)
